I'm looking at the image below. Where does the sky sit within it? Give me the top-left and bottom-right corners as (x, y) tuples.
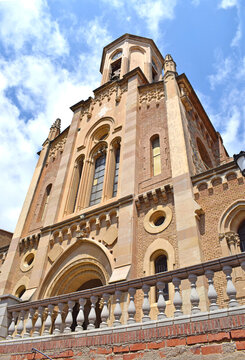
(0, 0), (244, 232)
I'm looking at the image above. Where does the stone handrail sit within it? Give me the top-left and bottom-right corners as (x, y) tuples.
(5, 253), (245, 339)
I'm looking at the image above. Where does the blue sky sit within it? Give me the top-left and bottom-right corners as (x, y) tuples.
(0, 0), (244, 232)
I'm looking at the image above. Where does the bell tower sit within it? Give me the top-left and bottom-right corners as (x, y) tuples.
(100, 33), (164, 85)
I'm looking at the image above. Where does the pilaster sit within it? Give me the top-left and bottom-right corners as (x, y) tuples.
(164, 55), (207, 310)
(111, 74), (139, 281)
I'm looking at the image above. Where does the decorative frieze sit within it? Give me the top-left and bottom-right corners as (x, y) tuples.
(139, 83), (164, 107)
(47, 136), (67, 163)
(193, 169), (243, 196)
(50, 209), (119, 246)
(80, 83), (128, 121)
(135, 184), (173, 210)
(19, 233), (40, 251)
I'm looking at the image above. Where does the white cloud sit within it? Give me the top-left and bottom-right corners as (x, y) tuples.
(102, 0), (178, 39)
(218, 0), (242, 48)
(231, 23), (242, 47)
(0, 0), (68, 56)
(132, 0), (177, 39)
(208, 52), (232, 90)
(219, 0), (238, 9)
(220, 105), (245, 155)
(191, 0), (200, 6)
(0, 2), (111, 231)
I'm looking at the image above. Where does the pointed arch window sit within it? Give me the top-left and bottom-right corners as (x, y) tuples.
(151, 135), (161, 176)
(238, 220), (245, 252)
(90, 152), (106, 206)
(38, 183), (52, 222)
(112, 146), (120, 197)
(66, 157), (83, 214)
(155, 254), (169, 300)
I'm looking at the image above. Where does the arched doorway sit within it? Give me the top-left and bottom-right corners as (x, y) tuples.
(37, 239), (114, 330)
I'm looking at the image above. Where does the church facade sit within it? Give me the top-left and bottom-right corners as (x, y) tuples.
(0, 34), (245, 359)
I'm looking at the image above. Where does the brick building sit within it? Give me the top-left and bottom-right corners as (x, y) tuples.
(0, 34), (245, 359)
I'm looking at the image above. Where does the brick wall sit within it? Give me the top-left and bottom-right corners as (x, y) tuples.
(1, 313), (245, 359)
(137, 88), (171, 194)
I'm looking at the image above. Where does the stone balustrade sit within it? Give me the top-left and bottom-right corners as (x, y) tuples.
(4, 253), (245, 340)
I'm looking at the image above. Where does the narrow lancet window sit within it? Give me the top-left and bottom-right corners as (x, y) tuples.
(38, 184), (52, 221)
(66, 158), (83, 214)
(151, 136), (161, 176)
(112, 146), (120, 197)
(72, 159), (83, 212)
(90, 153), (106, 206)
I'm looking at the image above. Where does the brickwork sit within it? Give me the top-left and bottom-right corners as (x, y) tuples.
(195, 176), (245, 262)
(21, 130), (68, 238)
(194, 174), (245, 306)
(135, 193), (178, 277)
(0, 230), (12, 248)
(1, 313), (245, 359)
(137, 87), (171, 194)
(186, 110), (218, 175)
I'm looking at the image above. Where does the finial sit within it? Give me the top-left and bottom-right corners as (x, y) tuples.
(54, 118), (61, 129)
(164, 54), (177, 74)
(48, 118), (61, 141)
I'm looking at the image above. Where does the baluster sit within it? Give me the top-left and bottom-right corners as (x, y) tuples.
(142, 284), (151, 322)
(205, 270), (218, 311)
(24, 308), (35, 337)
(33, 306), (44, 337)
(64, 301), (75, 333)
(88, 296), (98, 330)
(113, 290), (122, 326)
(7, 311), (18, 339)
(100, 293), (110, 328)
(53, 303), (64, 335)
(223, 265), (239, 307)
(188, 274), (200, 314)
(157, 281), (166, 320)
(43, 304), (54, 336)
(75, 298), (86, 332)
(173, 277), (183, 317)
(127, 287), (136, 324)
(15, 310), (25, 338)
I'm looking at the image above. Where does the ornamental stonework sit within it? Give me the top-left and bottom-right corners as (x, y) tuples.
(139, 83), (164, 105)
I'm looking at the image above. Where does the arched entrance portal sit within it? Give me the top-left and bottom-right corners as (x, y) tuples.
(38, 239), (114, 330)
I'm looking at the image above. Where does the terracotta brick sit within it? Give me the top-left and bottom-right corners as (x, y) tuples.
(147, 341), (165, 349)
(236, 341), (245, 350)
(55, 350), (74, 358)
(123, 354), (139, 360)
(97, 347), (112, 354)
(113, 346), (129, 353)
(187, 334), (208, 345)
(129, 343), (146, 352)
(231, 329), (245, 339)
(166, 338), (186, 347)
(201, 345), (223, 355)
(208, 332), (230, 342)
